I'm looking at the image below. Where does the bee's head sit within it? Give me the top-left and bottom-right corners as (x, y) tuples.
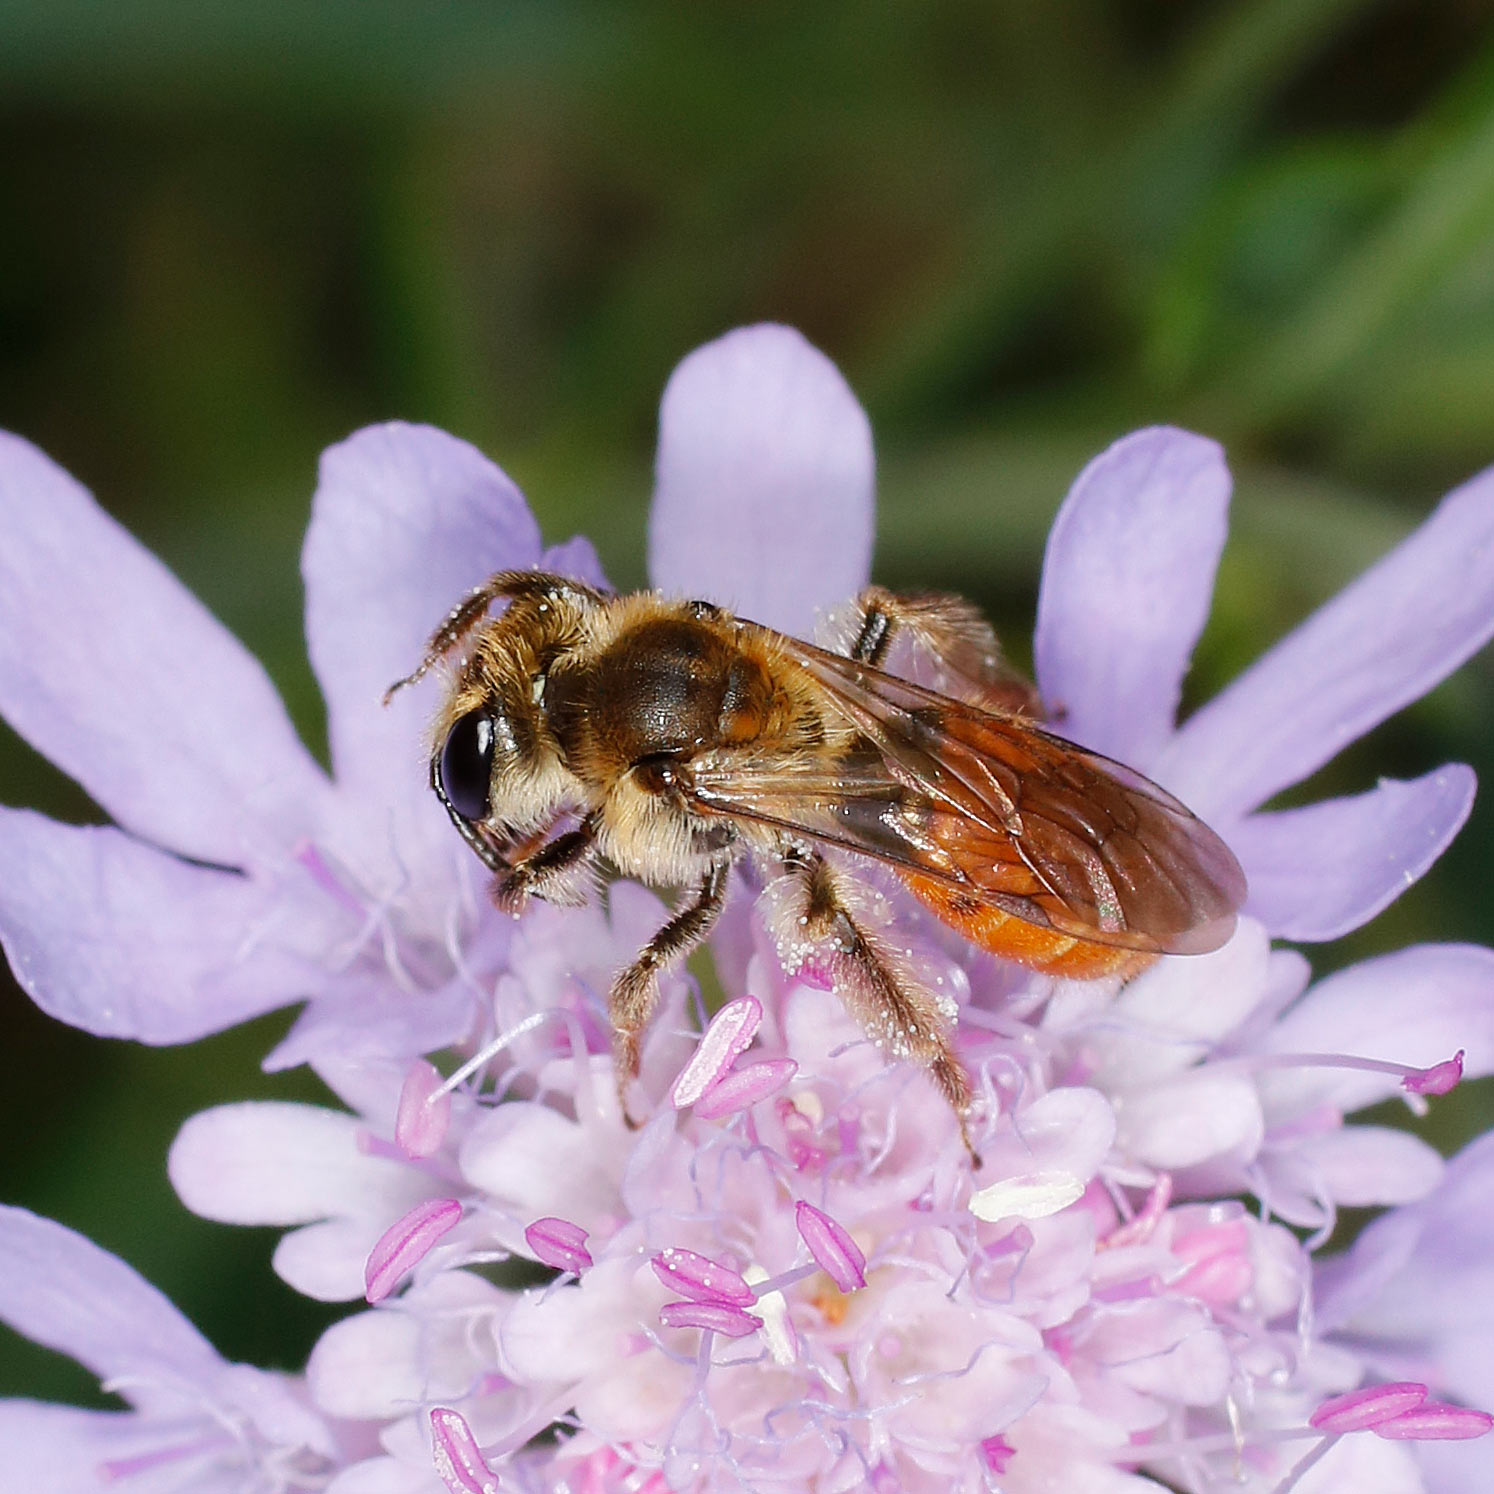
(419, 574), (600, 871)
(429, 625), (580, 874)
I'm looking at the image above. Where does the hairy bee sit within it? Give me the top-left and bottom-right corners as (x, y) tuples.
(390, 571), (1245, 1149)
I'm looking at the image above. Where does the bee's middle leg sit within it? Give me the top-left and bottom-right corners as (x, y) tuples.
(773, 852), (979, 1160)
(610, 857), (730, 1117)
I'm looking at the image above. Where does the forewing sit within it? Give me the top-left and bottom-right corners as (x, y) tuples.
(687, 629), (1245, 955)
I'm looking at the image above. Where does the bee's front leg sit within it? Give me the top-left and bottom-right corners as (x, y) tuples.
(490, 814), (599, 914)
(610, 856), (731, 1121)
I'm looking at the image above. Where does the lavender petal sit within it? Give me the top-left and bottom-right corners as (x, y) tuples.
(1233, 765), (1475, 942)
(0, 810), (328, 1042)
(169, 1102), (429, 1228)
(0, 1207), (222, 1393)
(302, 422), (542, 894)
(0, 1401), (198, 1493)
(648, 324), (874, 638)
(1034, 427), (1230, 766)
(0, 432), (330, 868)
(1159, 461), (1494, 820)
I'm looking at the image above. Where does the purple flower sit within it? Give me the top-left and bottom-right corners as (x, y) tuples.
(0, 1206), (349, 1491)
(0, 420), (604, 1071)
(6, 323), (1494, 1492)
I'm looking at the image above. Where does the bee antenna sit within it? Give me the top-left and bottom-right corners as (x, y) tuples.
(382, 665), (429, 707)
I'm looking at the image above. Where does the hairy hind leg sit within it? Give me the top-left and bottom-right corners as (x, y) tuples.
(840, 585), (1039, 718)
(766, 852), (980, 1161)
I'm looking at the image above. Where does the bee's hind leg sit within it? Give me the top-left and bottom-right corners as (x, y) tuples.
(840, 585), (1039, 718)
(768, 852), (980, 1163)
(610, 857), (731, 1122)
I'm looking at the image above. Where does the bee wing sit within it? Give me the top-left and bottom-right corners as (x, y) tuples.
(685, 630), (1246, 956)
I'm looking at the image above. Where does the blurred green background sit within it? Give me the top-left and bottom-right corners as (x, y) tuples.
(5, 0), (1494, 1403)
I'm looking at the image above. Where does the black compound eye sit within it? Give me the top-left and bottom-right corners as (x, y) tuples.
(436, 709), (495, 822)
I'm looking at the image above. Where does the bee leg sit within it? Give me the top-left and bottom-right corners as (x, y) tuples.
(491, 815), (599, 914)
(610, 857), (731, 1122)
(843, 585), (1039, 718)
(774, 853), (981, 1163)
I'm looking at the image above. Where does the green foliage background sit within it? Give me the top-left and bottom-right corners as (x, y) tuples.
(4, 0), (1494, 1403)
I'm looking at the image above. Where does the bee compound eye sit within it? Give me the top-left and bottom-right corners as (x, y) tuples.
(436, 709), (496, 822)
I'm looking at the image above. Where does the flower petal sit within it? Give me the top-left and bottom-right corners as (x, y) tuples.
(1233, 766), (1475, 941)
(302, 423), (542, 894)
(459, 1102), (627, 1234)
(0, 810), (326, 1042)
(977, 1086), (1117, 1185)
(169, 1102), (429, 1226)
(1116, 1072), (1263, 1170)
(648, 325), (874, 637)
(0, 432), (329, 867)
(1033, 428), (1230, 766)
(1317, 1133), (1494, 1423)
(540, 534), (609, 590)
(0, 1402), (189, 1494)
(1087, 919), (1272, 1087)
(0, 1208), (221, 1400)
(1160, 462), (1494, 820)
(326, 1456), (441, 1494)
(1293, 1126), (1444, 1209)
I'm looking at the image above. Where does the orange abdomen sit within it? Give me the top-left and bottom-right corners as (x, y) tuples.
(902, 871), (1154, 981)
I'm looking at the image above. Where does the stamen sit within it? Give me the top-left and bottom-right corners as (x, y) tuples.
(796, 957), (835, 992)
(430, 1407), (499, 1494)
(651, 1247), (755, 1307)
(743, 1265), (798, 1366)
(795, 1202), (866, 1291)
(1374, 1404), (1494, 1440)
(364, 1197), (462, 1303)
(659, 1301), (762, 1338)
(1171, 1219), (1253, 1306)
(1310, 1383), (1428, 1433)
(970, 1170), (1086, 1223)
(524, 1216), (593, 1273)
(692, 1060), (798, 1119)
(1176, 1252), (1253, 1307)
(670, 997), (763, 1108)
(396, 1059), (453, 1159)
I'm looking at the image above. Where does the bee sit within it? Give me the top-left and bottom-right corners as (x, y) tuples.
(389, 571), (1246, 1151)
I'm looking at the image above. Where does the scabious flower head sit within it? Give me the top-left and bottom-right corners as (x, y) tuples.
(5, 325), (1494, 1493)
